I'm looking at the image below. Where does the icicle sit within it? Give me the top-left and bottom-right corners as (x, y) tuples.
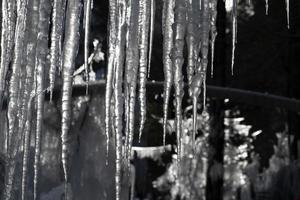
(265, 0), (269, 15)
(138, 0), (151, 142)
(114, 0), (126, 199)
(190, 0), (210, 153)
(33, 1), (51, 199)
(147, 0), (155, 78)
(286, 0), (290, 29)
(0, 0), (16, 111)
(84, 0), (92, 94)
(4, 0), (28, 198)
(21, 95), (34, 200)
(61, 0), (81, 198)
(162, 0), (174, 146)
(210, 0), (217, 77)
(21, 0), (40, 198)
(50, 0), (65, 100)
(124, 0), (139, 166)
(172, 0), (186, 160)
(186, 0), (196, 88)
(231, 0), (237, 75)
(105, 0), (117, 161)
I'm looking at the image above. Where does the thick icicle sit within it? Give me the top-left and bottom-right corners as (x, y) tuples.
(21, 0), (40, 198)
(33, 1), (51, 199)
(84, 0), (92, 92)
(172, 0), (186, 160)
(50, 0), (65, 100)
(4, 0), (28, 199)
(147, 0), (155, 78)
(105, 0), (117, 159)
(286, 0), (290, 29)
(114, 0), (126, 199)
(190, 0), (210, 153)
(162, 0), (174, 146)
(124, 0), (140, 165)
(138, 0), (151, 141)
(231, 0), (237, 75)
(0, 0), (16, 108)
(210, 0), (217, 77)
(61, 0), (81, 198)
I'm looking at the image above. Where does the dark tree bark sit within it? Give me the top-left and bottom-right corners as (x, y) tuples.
(287, 0), (300, 161)
(205, 0), (226, 199)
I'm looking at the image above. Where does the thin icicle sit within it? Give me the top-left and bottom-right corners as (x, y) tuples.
(286, 0), (290, 29)
(147, 0), (155, 78)
(61, 0), (81, 198)
(21, 94), (34, 200)
(50, 0), (65, 100)
(114, 0), (126, 199)
(105, 0), (117, 161)
(265, 0), (269, 15)
(33, 1), (51, 199)
(84, 0), (92, 93)
(210, 0), (217, 77)
(172, 0), (186, 160)
(231, 0), (237, 75)
(124, 0), (139, 166)
(162, 0), (174, 146)
(138, 0), (150, 142)
(186, 0), (195, 87)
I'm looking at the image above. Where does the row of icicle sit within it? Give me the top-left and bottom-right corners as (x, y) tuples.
(1, 0), (84, 199)
(0, 0), (291, 199)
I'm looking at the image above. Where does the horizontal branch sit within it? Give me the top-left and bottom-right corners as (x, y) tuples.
(2, 80), (300, 112)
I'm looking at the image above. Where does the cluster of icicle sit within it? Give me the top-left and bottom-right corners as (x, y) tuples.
(104, 0), (219, 198)
(0, 0), (84, 199)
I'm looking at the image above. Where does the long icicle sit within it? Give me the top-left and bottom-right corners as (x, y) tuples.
(21, 0), (40, 198)
(105, 0), (117, 161)
(172, 0), (186, 160)
(124, 0), (131, 168)
(125, 0), (140, 167)
(162, 0), (174, 146)
(186, 0), (196, 87)
(84, 0), (92, 93)
(114, 0), (126, 199)
(138, 0), (151, 142)
(210, 0), (217, 77)
(147, 0), (155, 78)
(49, 0), (65, 100)
(231, 0), (237, 75)
(4, 0), (28, 199)
(33, 1), (51, 199)
(21, 94), (34, 200)
(61, 0), (81, 198)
